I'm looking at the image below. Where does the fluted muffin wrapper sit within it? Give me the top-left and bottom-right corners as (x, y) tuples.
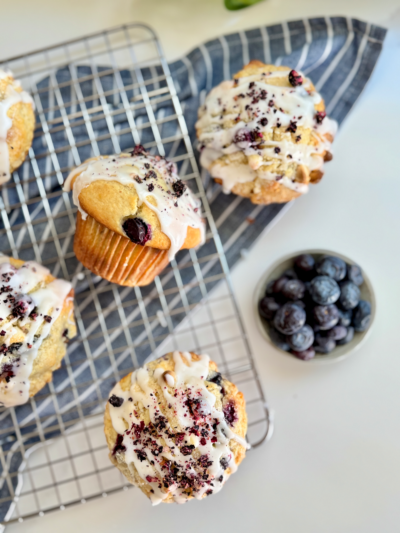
(74, 212), (170, 287)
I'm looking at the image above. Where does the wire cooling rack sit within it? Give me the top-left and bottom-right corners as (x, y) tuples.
(0, 23), (272, 526)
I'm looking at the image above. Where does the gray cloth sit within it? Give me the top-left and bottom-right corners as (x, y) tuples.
(0, 17), (386, 523)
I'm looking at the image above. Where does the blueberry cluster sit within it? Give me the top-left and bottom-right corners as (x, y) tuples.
(258, 254), (372, 361)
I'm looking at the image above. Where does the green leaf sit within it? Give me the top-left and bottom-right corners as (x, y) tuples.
(225, 0), (264, 10)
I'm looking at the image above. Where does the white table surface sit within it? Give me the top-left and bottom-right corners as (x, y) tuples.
(2, 0), (400, 531)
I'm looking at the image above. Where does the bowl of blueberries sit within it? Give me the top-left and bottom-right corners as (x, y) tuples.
(255, 250), (376, 363)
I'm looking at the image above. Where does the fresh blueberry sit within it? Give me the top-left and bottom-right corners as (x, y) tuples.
(294, 254), (315, 280)
(283, 268), (298, 280)
(311, 322), (321, 333)
(282, 279), (305, 300)
(339, 281), (360, 310)
(273, 302), (306, 335)
(286, 325), (314, 351)
(314, 334), (336, 354)
(265, 280), (275, 296)
(294, 254), (315, 271)
(347, 264), (364, 286)
(259, 297), (280, 321)
(309, 276), (340, 305)
(312, 304), (339, 330)
(337, 326), (354, 345)
(292, 300), (306, 309)
(302, 283), (315, 308)
(326, 325), (348, 341)
(269, 327), (290, 351)
(272, 276), (289, 294)
(316, 255), (346, 281)
(291, 347), (315, 361)
(353, 300), (372, 332)
(338, 308), (353, 327)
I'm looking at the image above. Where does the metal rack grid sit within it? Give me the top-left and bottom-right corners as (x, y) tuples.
(0, 23), (272, 526)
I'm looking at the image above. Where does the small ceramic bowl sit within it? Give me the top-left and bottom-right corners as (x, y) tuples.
(254, 249), (376, 364)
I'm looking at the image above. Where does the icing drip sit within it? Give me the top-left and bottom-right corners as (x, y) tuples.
(63, 152), (205, 261)
(108, 352), (249, 505)
(0, 69), (34, 185)
(0, 257), (72, 407)
(196, 68), (337, 194)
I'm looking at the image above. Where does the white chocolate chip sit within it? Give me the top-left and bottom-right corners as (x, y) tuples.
(163, 371), (175, 387)
(189, 434), (199, 446)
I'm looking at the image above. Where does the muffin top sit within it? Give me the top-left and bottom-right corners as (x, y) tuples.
(104, 351), (248, 504)
(0, 69), (35, 184)
(0, 256), (73, 407)
(64, 147), (205, 260)
(196, 61), (337, 196)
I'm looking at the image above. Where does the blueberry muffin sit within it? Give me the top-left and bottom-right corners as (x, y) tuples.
(0, 69), (35, 185)
(104, 351), (248, 504)
(64, 147), (205, 287)
(0, 256), (76, 407)
(196, 60), (337, 204)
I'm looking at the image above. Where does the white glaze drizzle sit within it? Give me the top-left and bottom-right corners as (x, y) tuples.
(108, 351), (249, 505)
(0, 257), (72, 407)
(63, 152), (205, 260)
(0, 69), (34, 185)
(196, 68), (337, 194)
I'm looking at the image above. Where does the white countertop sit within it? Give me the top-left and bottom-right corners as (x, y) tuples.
(2, 0), (400, 531)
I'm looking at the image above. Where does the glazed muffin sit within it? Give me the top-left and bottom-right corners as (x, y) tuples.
(0, 256), (76, 407)
(0, 69), (35, 185)
(104, 351), (248, 504)
(196, 60), (337, 204)
(63, 147), (205, 287)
